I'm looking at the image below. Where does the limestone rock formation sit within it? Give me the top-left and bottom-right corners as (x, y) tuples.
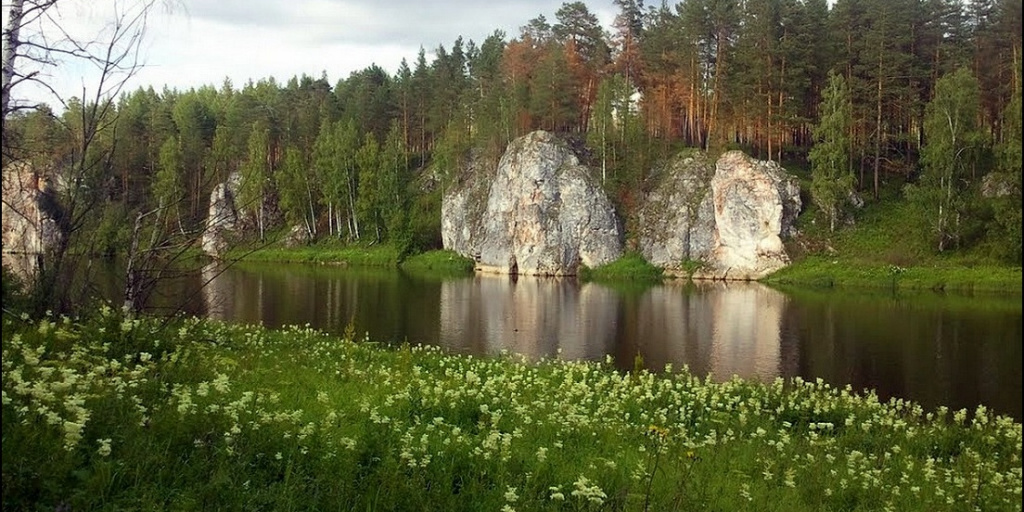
(638, 150), (801, 280)
(442, 131), (622, 276)
(637, 151), (716, 269)
(1, 164), (65, 277)
(707, 151), (801, 280)
(201, 172), (242, 258)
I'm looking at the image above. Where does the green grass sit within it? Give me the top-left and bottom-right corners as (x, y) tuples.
(772, 194), (1023, 293)
(765, 256), (1023, 293)
(399, 250), (475, 276)
(582, 252), (664, 283)
(4, 311), (1020, 511)
(226, 241), (402, 267)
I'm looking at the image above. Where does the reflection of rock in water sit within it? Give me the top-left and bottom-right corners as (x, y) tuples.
(202, 262), (234, 321)
(708, 282), (786, 381)
(558, 283), (619, 360)
(438, 275), (618, 361)
(634, 284), (716, 375)
(634, 282), (788, 382)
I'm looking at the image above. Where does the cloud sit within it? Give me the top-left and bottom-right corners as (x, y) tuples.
(5, 0), (619, 106)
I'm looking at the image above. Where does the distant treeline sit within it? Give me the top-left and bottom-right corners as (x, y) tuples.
(4, 0), (1021, 260)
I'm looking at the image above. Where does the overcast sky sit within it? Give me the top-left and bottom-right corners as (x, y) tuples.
(4, 0), (618, 109)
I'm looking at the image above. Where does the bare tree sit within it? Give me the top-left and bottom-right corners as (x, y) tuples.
(2, 0), (169, 314)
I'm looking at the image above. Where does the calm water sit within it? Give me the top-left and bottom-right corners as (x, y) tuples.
(132, 261), (1021, 420)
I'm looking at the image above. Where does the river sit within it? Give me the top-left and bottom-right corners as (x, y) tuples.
(107, 260), (1024, 420)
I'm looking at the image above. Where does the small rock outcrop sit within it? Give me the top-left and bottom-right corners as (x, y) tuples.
(442, 131), (622, 276)
(638, 150), (801, 280)
(1, 164), (65, 276)
(981, 172), (1019, 199)
(201, 172), (241, 258)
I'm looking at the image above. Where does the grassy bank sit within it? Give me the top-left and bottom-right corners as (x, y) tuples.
(223, 238), (476, 276)
(226, 242), (402, 266)
(764, 256), (1023, 293)
(3, 311), (1021, 511)
(770, 196), (1023, 293)
(581, 252), (664, 283)
(400, 249), (476, 275)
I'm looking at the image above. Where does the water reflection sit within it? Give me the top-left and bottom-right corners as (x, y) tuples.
(626, 282), (796, 382)
(439, 275), (618, 360)
(439, 276), (797, 384)
(101, 262), (1023, 419)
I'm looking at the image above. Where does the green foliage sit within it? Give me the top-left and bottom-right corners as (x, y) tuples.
(399, 250), (475, 275)
(355, 132), (382, 241)
(906, 68), (988, 253)
(4, 314), (1021, 511)
(989, 58), (1022, 263)
(277, 147), (313, 237)
(92, 202), (133, 258)
(239, 122), (272, 240)
(769, 195), (1022, 293)
(582, 252), (664, 283)
(0, 266), (30, 316)
(809, 72), (856, 232)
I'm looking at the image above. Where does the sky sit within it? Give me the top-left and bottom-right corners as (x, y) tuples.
(4, 0), (618, 110)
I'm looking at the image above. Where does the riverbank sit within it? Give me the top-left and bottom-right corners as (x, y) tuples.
(225, 242), (475, 275)
(762, 256), (1022, 294)
(3, 311), (1021, 511)
(220, 240), (1022, 295)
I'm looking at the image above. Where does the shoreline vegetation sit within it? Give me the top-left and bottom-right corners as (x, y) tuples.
(215, 183), (1023, 294)
(215, 162), (1022, 295)
(3, 311), (1021, 511)
(221, 241), (1022, 295)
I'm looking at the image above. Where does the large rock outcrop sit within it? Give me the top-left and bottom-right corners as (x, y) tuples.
(637, 151), (717, 267)
(442, 131), (622, 276)
(638, 150), (801, 280)
(201, 172), (242, 258)
(2, 164), (65, 277)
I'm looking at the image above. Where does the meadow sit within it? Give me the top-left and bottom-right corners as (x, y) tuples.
(3, 308), (1021, 511)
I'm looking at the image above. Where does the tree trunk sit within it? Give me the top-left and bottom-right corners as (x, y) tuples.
(1, 0), (26, 119)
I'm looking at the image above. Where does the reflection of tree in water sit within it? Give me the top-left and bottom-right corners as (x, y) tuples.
(789, 293), (1023, 420)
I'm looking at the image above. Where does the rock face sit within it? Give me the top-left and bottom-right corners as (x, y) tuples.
(442, 131), (622, 276)
(638, 150), (801, 280)
(981, 172), (1018, 199)
(637, 151), (717, 268)
(1, 164), (65, 276)
(201, 172), (242, 258)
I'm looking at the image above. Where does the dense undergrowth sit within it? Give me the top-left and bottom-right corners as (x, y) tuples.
(3, 310), (1021, 511)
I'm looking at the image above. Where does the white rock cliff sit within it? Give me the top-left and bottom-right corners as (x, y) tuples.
(639, 150), (801, 280)
(442, 131), (623, 276)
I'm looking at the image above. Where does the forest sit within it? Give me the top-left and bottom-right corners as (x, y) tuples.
(3, 0), (1022, 267)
